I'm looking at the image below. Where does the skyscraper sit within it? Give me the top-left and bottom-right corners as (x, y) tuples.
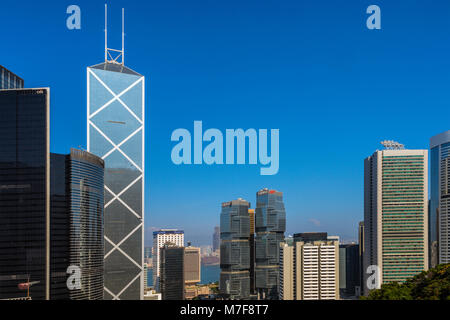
(184, 246), (201, 285)
(279, 233), (340, 300)
(430, 131), (450, 266)
(160, 245), (185, 300)
(0, 65), (24, 89)
(363, 141), (428, 295)
(339, 244), (360, 298)
(50, 149), (105, 300)
(357, 221), (364, 296)
(87, 6), (145, 300)
(220, 199), (251, 300)
(153, 230), (184, 291)
(0, 88), (50, 300)
(255, 189), (286, 299)
(213, 226), (220, 252)
(249, 209), (256, 294)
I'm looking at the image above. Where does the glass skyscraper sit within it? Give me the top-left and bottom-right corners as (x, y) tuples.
(87, 61), (145, 300)
(255, 189), (286, 300)
(220, 199), (251, 300)
(0, 65), (24, 89)
(0, 88), (50, 300)
(50, 149), (105, 300)
(430, 131), (450, 266)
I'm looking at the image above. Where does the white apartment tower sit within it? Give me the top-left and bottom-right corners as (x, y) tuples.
(279, 233), (339, 300)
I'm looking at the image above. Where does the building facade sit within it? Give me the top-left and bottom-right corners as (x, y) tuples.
(153, 229), (184, 291)
(220, 199), (251, 300)
(339, 244), (360, 297)
(279, 233), (340, 300)
(213, 226), (220, 252)
(160, 245), (185, 300)
(184, 246), (201, 285)
(363, 143), (428, 295)
(255, 189), (286, 299)
(0, 65), (24, 89)
(50, 149), (105, 300)
(430, 131), (450, 265)
(87, 61), (145, 300)
(0, 88), (50, 300)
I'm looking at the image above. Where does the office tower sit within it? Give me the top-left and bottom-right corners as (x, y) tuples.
(153, 230), (184, 291)
(160, 245), (185, 300)
(50, 149), (105, 300)
(213, 226), (220, 252)
(220, 199), (251, 300)
(184, 246), (201, 285)
(430, 131), (450, 266)
(279, 233), (339, 300)
(363, 141), (428, 295)
(87, 7), (145, 300)
(184, 246), (201, 299)
(0, 65), (24, 89)
(0, 88), (49, 300)
(255, 189), (286, 299)
(249, 209), (256, 294)
(143, 263), (148, 291)
(357, 222), (364, 296)
(339, 244), (360, 298)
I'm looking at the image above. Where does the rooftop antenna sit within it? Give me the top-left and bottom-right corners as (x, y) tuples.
(381, 140), (405, 150)
(104, 3), (125, 65)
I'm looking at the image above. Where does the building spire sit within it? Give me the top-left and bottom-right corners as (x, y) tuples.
(104, 3), (125, 65)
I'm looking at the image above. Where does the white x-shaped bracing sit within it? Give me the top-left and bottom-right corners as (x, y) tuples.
(87, 67), (145, 300)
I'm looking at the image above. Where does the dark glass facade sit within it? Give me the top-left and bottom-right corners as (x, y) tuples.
(0, 65), (24, 89)
(50, 149), (105, 300)
(160, 246), (185, 300)
(255, 189), (286, 300)
(339, 244), (360, 297)
(220, 199), (251, 299)
(0, 89), (49, 300)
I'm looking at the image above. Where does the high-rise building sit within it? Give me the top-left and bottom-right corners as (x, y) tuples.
(50, 149), (105, 300)
(0, 88), (50, 300)
(363, 141), (428, 295)
(357, 221), (364, 297)
(153, 229), (184, 291)
(339, 244), (360, 298)
(249, 209), (256, 294)
(255, 189), (286, 299)
(184, 246), (201, 300)
(87, 7), (145, 299)
(184, 246), (201, 285)
(160, 245), (185, 300)
(220, 199), (251, 300)
(0, 65), (24, 89)
(213, 226), (220, 252)
(279, 233), (340, 300)
(430, 131), (450, 266)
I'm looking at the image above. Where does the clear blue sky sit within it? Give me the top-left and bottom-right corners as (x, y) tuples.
(2, 0), (450, 246)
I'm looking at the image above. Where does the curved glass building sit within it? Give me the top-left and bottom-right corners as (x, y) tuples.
(50, 149), (105, 300)
(220, 199), (251, 300)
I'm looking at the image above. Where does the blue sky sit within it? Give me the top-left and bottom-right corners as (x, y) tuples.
(2, 0), (450, 246)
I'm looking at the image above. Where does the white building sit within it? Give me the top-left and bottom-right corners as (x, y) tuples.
(279, 233), (339, 300)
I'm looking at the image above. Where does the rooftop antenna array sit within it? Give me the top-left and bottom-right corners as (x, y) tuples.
(104, 4), (125, 65)
(381, 140), (405, 150)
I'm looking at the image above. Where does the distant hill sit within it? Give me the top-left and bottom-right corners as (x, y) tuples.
(363, 264), (450, 300)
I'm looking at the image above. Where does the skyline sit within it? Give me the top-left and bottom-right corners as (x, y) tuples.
(3, 0), (450, 246)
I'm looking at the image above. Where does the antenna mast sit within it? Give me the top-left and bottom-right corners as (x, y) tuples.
(104, 4), (125, 65)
